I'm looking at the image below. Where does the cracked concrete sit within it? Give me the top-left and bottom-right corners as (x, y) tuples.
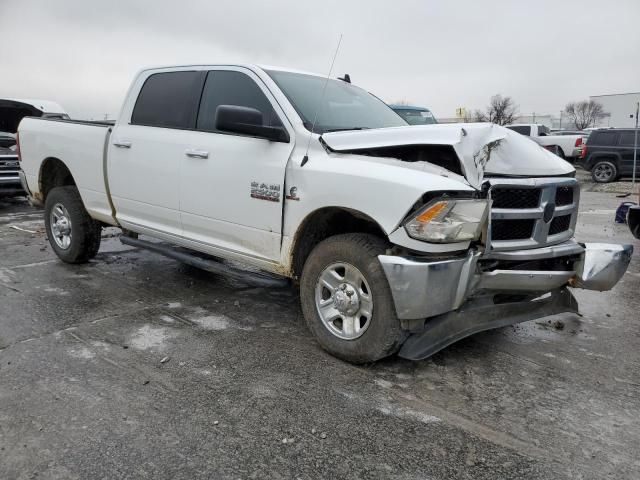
(0, 189), (639, 479)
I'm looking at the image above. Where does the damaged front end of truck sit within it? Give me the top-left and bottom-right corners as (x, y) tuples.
(322, 124), (633, 360)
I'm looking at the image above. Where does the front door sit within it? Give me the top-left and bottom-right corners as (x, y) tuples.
(179, 68), (294, 262)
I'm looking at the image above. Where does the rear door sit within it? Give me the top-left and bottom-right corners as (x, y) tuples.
(108, 70), (205, 237)
(618, 131), (640, 176)
(179, 67), (294, 262)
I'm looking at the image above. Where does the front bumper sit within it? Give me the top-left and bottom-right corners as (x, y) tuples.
(379, 241), (632, 321)
(378, 240), (632, 359)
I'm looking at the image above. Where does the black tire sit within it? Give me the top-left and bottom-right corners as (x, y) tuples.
(556, 147), (565, 159)
(300, 233), (406, 364)
(591, 160), (618, 183)
(44, 186), (102, 263)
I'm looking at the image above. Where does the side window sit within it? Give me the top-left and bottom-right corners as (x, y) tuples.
(592, 131), (618, 146)
(619, 132), (638, 146)
(131, 71), (205, 129)
(507, 126), (531, 136)
(197, 71), (282, 132)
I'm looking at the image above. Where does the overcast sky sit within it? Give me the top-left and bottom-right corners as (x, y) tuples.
(1, 0), (638, 120)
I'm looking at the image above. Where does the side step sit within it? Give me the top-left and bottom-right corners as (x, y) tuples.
(120, 235), (289, 288)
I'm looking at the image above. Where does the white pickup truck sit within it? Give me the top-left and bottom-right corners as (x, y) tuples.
(17, 64), (632, 363)
(506, 123), (587, 160)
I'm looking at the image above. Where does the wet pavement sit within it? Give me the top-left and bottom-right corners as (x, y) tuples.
(1, 189), (639, 480)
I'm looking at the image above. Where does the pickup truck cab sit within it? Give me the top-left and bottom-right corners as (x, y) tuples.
(17, 64), (633, 363)
(506, 123), (587, 161)
(389, 105), (438, 125)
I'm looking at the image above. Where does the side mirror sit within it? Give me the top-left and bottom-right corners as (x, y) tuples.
(215, 105), (289, 143)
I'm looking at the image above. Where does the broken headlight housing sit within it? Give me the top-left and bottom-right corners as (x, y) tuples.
(404, 198), (488, 243)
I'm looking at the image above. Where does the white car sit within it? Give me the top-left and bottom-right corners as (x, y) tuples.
(506, 123), (588, 160)
(17, 64), (632, 363)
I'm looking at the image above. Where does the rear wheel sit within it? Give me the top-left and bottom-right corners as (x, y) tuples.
(591, 160), (617, 183)
(300, 233), (406, 363)
(44, 186), (102, 263)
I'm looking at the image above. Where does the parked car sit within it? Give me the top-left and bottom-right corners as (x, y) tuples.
(17, 64), (632, 363)
(628, 204), (640, 239)
(506, 123), (587, 160)
(0, 99), (69, 196)
(578, 128), (640, 183)
(390, 104), (437, 125)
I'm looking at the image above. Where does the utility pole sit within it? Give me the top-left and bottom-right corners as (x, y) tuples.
(632, 101), (639, 197)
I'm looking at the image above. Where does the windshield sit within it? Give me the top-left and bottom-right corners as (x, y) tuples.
(266, 70), (407, 134)
(393, 108), (438, 125)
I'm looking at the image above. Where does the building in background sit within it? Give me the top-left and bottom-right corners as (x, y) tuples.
(590, 92), (640, 128)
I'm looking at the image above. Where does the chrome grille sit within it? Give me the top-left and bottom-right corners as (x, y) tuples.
(487, 178), (579, 252)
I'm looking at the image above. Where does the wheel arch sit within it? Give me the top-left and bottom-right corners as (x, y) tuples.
(38, 157), (77, 203)
(289, 207), (388, 279)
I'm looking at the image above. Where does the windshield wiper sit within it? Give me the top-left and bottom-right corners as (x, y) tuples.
(323, 127), (370, 133)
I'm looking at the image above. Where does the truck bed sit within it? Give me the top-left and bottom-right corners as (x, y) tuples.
(18, 116), (116, 224)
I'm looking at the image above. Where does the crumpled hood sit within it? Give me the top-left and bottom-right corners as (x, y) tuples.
(321, 123), (575, 189)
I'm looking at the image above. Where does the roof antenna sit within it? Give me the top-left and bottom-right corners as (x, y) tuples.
(338, 74), (351, 83)
(301, 33), (343, 167)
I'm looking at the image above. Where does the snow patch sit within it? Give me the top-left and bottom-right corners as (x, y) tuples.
(166, 302), (181, 309)
(129, 325), (175, 350)
(160, 315), (176, 323)
(377, 403), (441, 424)
(44, 287), (70, 296)
(191, 315), (230, 331)
(68, 347), (95, 359)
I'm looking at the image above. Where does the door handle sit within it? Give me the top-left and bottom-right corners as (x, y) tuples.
(113, 140), (132, 148)
(185, 149), (209, 159)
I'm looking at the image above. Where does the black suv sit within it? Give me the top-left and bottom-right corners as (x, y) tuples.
(580, 128), (640, 183)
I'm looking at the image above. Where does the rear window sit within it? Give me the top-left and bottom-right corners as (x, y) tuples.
(589, 131), (618, 146)
(394, 109), (437, 125)
(131, 71), (205, 129)
(507, 126), (531, 136)
(619, 131), (639, 146)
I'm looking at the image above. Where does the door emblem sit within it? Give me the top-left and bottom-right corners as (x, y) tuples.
(285, 186), (300, 201)
(251, 181), (280, 202)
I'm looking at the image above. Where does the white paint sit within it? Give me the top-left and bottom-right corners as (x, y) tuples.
(166, 302), (181, 309)
(129, 324), (175, 350)
(190, 315), (230, 331)
(159, 315), (176, 323)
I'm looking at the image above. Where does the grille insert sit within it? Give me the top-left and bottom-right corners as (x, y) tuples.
(491, 219), (535, 240)
(549, 214), (571, 235)
(555, 186), (574, 206)
(492, 188), (541, 209)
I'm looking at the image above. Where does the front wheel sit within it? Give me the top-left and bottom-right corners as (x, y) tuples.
(44, 186), (102, 263)
(300, 233), (406, 364)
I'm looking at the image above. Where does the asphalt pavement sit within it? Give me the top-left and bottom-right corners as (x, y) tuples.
(1, 188), (639, 480)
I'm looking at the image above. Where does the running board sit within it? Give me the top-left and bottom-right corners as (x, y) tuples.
(120, 235), (289, 288)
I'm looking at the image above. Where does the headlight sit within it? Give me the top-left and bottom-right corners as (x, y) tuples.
(404, 198), (488, 243)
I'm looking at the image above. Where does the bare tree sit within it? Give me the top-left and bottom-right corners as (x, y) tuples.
(473, 95), (518, 125)
(564, 100), (608, 129)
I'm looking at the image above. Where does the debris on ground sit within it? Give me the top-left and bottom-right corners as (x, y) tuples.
(9, 225), (37, 234)
(160, 356), (170, 364)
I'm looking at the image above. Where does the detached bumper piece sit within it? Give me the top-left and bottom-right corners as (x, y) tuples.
(398, 288), (577, 361)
